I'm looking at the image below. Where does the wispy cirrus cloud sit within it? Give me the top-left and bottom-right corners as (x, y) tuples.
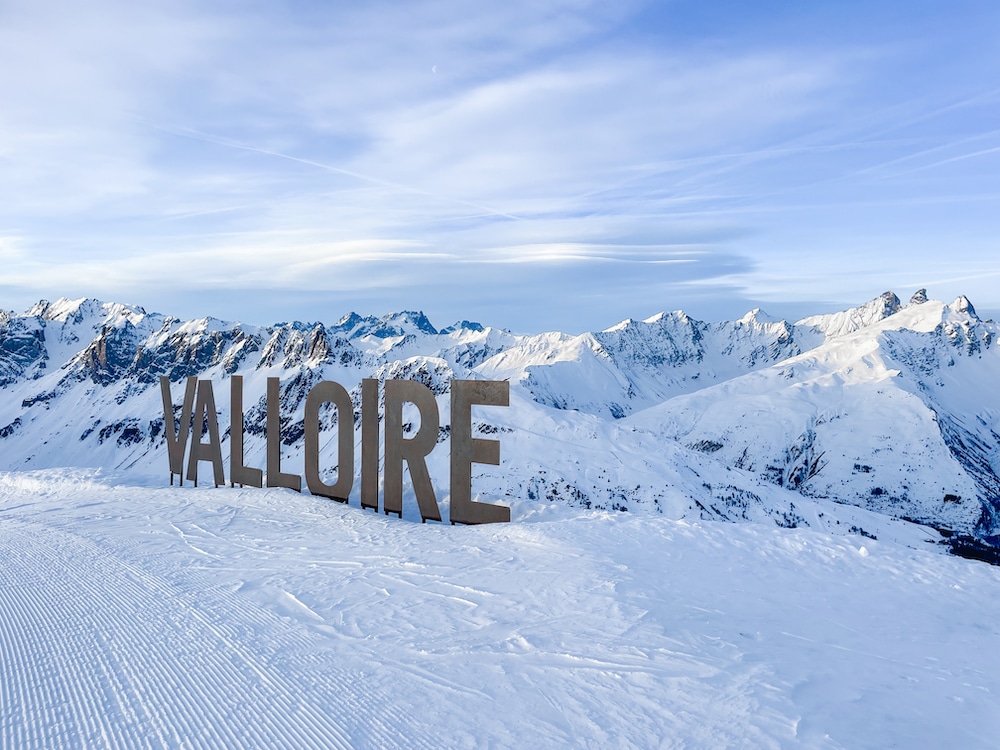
(1, 0), (998, 330)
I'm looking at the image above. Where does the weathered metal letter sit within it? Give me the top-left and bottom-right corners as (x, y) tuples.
(449, 379), (510, 524)
(304, 380), (354, 502)
(266, 376), (302, 492)
(186, 380), (225, 487)
(384, 379), (442, 522)
(160, 375), (196, 486)
(230, 375), (263, 488)
(360, 378), (379, 511)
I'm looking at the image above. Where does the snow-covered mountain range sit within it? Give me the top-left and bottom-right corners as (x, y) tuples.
(2, 291), (998, 558)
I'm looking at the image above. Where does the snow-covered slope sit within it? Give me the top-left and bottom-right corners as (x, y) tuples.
(629, 294), (1000, 540)
(1, 291), (998, 553)
(2, 470), (999, 748)
(478, 307), (823, 418)
(795, 289), (904, 337)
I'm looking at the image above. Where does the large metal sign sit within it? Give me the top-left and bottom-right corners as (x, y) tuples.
(160, 376), (511, 524)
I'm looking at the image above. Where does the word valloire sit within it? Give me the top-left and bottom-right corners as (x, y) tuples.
(160, 376), (511, 525)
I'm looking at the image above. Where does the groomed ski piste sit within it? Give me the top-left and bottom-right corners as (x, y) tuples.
(2, 468), (1000, 748)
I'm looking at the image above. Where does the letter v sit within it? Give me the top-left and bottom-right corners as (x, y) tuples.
(160, 376), (197, 485)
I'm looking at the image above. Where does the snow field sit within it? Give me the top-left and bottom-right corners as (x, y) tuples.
(2, 469), (999, 748)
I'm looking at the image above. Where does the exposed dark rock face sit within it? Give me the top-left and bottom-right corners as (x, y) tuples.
(0, 317), (47, 386)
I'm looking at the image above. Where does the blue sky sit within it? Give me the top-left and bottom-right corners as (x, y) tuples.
(1, 0), (998, 332)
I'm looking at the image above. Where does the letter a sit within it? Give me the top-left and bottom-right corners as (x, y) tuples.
(186, 380), (225, 487)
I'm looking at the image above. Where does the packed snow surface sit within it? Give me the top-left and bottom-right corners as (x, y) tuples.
(2, 469), (999, 749)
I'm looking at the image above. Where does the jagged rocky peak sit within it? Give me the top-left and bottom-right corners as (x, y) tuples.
(729, 309), (799, 345)
(796, 291), (902, 338)
(595, 309), (705, 350)
(336, 312), (361, 327)
(331, 310), (438, 339)
(440, 320), (485, 334)
(24, 299), (52, 318)
(362, 311), (438, 339)
(737, 308), (780, 325)
(23, 297), (148, 328)
(30, 297), (96, 323)
(604, 308), (700, 334)
(173, 315), (240, 334)
(949, 295), (977, 318)
(872, 290), (902, 316)
(909, 288), (929, 305)
(602, 308), (699, 339)
(643, 309), (692, 326)
(603, 317), (636, 333)
(331, 312), (375, 338)
(589, 310), (708, 375)
(369, 310), (438, 338)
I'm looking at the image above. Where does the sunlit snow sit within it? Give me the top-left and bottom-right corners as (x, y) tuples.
(2, 470), (999, 748)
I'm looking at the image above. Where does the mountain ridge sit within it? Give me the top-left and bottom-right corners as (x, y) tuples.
(2, 291), (998, 556)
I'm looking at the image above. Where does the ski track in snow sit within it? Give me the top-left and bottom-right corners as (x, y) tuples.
(2, 469), (1000, 748)
(0, 519), (429, 748)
